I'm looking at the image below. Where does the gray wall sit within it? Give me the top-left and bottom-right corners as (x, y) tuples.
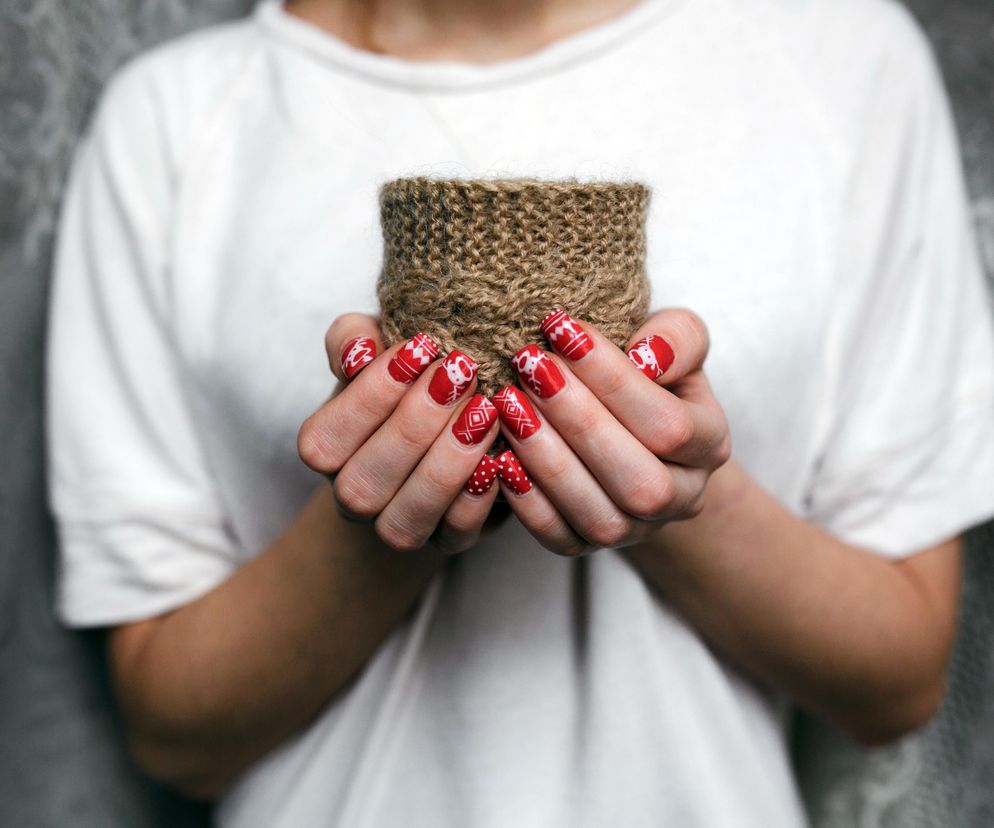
(1, 2), (991, 825)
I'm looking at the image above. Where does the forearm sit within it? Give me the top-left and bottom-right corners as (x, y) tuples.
(621, 459), (960, 745)
(109, 483), (447, 797)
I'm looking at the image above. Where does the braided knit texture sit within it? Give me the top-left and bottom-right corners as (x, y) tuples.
(377, 178), (652, 396)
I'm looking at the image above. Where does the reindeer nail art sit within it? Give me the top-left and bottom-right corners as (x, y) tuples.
(464, 454), (499, 496)
(493, 386), (541, 440)
(428, 350), (478, 406)
(340, 336), (376, 379)
(388, 333), (440, 384)
(512, 345), (565, 399)
(452, 394), (497, 445)
(540, 309), (593, 361)
(497, 450), (532, 495)
(626, 336), (674, 380)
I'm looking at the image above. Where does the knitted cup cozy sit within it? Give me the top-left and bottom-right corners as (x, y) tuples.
(377, 176), (651, 399)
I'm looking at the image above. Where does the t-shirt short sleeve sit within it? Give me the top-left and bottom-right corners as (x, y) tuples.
(46, 61), (240, 628)
(803, 7), (994, 559)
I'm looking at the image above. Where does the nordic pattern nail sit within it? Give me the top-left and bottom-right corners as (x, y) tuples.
(452, 394), (497, 445)
(497, 450), (532, 495)
(388, 333), (440, 384)
(341, 336), (376, 379)
(493, 386), (542, 440)
(512, 345), (565, 399)
(627, 336), (675, 380)
(428, 350), (478, 406)
(540, 309), (593, 361)
(464, 454), (499, 496)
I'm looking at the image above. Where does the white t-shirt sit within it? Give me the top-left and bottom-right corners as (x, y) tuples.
(45, 0), (994, 825)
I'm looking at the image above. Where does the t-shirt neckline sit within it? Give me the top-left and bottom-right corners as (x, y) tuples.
(255, 0), (683, 92)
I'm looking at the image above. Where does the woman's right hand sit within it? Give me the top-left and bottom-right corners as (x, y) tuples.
(297, 313), (502, 555)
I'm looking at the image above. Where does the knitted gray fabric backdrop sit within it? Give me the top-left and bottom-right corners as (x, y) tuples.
(1, 2), (991, 825)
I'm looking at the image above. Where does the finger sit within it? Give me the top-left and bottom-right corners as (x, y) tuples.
(298, 332), (441, 476)
(325, 312), (384, 382)
(374, 395), (499, 551)
(431, 455), (502, 555)
(541, 308), (726, 467)
(624, 307), (710, 384)
(334, 351), (480, 520)
(495, 451), (591, 557)
(506, 347), (674, 519)
(492, 386), (640, 543)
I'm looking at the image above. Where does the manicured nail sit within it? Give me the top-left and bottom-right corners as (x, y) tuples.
(464, 454), (499, 496)
(428, 350), (478, 406)
(627, 336), (674, 380)
(493, 386), (542, 440)
(340, 336), (376, 379)
(512, 345), (565, 399)
(452, 394), (497, 445)
(497, 450), (532, 495)
(540, 309), (593, 361)
(388, 333), (439, 384)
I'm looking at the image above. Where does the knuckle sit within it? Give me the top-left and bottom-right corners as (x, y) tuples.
(653, 409), (695, 456)
(419, 462), (456, 499)
(584, 512), (631, 549)
(623, 471), (675, 518)
(565, 404), (601, 445)
(297, 417), (342, 474)
(713, 431), (733, 468)
(333, 472), (379, 521)
(376, 519), (423, 553)
(392, 412), (434, 458)
(553, 539), (590, 559)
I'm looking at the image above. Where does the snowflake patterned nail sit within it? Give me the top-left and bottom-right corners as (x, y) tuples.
(388, 333), (440, 384)
(493, 386), (542, 440)
(464, 454), (499, 496)
(540, 309), (593, 361)
(428, 350), (478, 406)
(452, 394), (497, 445)
(626, 336), (675, 380)
(340, 336), (376, 379)
(512, 345), (565, 399)
(497, 450), (532, 495)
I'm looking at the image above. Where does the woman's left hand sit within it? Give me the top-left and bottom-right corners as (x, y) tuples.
(493, 308), (732, 557)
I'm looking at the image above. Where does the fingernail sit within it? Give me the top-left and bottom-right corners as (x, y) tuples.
(493, 386), (542, 440)
(388, 333), (440, 384)
(464, 454), (499, 496)
(340, 336), (376, 379)
(626, 336), (674, 380)
(428, 350), (478, 406)
(497, 450), (532, 495)
(512, 345), (565, 399)
(452, 393), (497, 445)
(540, 308), (593, 361)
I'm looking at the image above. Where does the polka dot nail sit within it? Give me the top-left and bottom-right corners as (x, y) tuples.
(464, 454), (499, 497)
(497, 450), (532, 495)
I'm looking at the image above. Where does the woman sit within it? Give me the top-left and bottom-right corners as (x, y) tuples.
(45, 0), (994, 825)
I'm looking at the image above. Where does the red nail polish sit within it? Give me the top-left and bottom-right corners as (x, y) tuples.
(452, 394), (497, 445)
(340, 336), (376, 379)
(627, 336), (674, 380)
(428, 350), (478, 406)
(493, 386), (542, 440)
(464, 454), (499, 496)
(512, 345), (565, 399)
(540, 309), (593, 361)
(388, 333), (440, 384)
(497, 450), (532, 495)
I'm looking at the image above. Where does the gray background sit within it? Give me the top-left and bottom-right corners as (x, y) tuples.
(1, 1), (991, 825)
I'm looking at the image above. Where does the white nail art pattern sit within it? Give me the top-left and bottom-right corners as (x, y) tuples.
(341, 336), (376, 379)
(627, 335), (669, 379)
(540, 309), (593, 360)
